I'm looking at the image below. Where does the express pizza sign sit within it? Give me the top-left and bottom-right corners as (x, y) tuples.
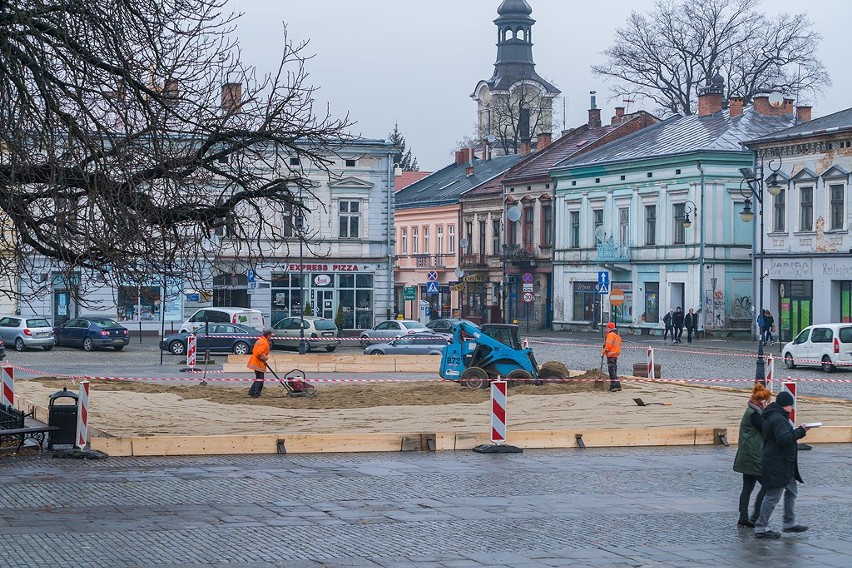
(286, 263), (366, 272)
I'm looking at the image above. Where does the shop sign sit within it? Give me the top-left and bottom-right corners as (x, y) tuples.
(286, 263), (371, 272)
(463, 272), (487, 283)
(573, 281), (598, 292)
(314, 274), (332, 286)
(404, 286), (416, 300)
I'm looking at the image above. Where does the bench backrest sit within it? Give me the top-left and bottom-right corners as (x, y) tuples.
(0, 403), (25, 430)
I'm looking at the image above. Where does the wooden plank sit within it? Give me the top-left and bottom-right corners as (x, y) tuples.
(433, 432), (457, 451)
(801, 426), (852, 443)
(91, 437), (133, 456)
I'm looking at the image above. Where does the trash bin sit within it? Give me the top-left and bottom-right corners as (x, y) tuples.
(48, 387), (78, 449)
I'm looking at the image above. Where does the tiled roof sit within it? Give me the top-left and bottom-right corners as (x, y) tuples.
(555, 107), (796, 170)
(395, 154), (525, 210)
(464, 174), (505, 197)
(744, 107), (852, 145)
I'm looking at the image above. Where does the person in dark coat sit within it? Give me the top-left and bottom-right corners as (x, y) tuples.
(753, 391), (811, 539)
(662, 309), (674, 342)
(733, 383), (771, 527)
(684, 308), (698, 343)
(672, 307), (684, 343)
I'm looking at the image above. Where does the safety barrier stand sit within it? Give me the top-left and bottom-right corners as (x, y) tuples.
(1, 365), (13, 407)
(473, 379), (522, 453)
(766, 355), (775, 393)
(647, 347), (655, 380)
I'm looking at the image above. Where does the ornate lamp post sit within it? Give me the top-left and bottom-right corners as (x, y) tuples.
(738, 158), (783, 384)
(296, 191), (307, 355)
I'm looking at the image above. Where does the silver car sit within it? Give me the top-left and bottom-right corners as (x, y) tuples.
(359, 319), (430, 348)
(363, 335), (449, 355)
(273, 316), (340, 352)
(0, 315), (56, 351)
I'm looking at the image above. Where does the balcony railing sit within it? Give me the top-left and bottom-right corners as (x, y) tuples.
(595, 241), (632, 263)
(461, 253), (487, 267)
(413, 254), (449, 268)
(500, 243), (535, 263)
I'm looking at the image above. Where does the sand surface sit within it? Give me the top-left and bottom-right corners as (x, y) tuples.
(13, 371), (852, 438)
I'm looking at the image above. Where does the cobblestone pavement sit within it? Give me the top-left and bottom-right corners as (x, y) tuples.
(4, 331), (851, 399)
(1, 446), (850, 567)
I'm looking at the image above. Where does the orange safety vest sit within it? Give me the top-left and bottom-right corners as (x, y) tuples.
(247, 335), (271, 372)
(602, 330), (622, 358)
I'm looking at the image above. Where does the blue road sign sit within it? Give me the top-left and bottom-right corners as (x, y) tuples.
(597, 283), (609, 295)
(247, 268), (255, 283)
(426, 281), (439, 294)
(427, 271), (439, 282)
(523, 272), (534, 284)
(598, 271), (609, 287)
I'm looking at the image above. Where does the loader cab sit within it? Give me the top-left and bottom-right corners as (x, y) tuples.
(480, 324), (522, 350)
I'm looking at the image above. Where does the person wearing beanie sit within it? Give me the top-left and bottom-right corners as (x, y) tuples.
(601, 322), (622, 391)
(733, 383), (771, 528)
(753, 390), (811, 539)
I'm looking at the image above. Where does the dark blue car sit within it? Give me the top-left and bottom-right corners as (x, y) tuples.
(54, 316), (130, 351)
(160, 323), (260, 355)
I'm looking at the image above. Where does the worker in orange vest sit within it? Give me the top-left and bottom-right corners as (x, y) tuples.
(602, 322), (622, 392)
(247, 328), (274, 397)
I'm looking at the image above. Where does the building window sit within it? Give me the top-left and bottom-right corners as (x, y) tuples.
(593, 209), (603, 241)
(280, 203), (293, 238)
(541, 205), (553, 246)
(345, 159), (356, 167)
(830, 184), (845, 230)
(507, 220), (518, 246)
(479, 220), (486, 255)
(492, 219), (501, 255)
(448, 224), (455, 254)
(400, 227), (407, 254)
(465, 221), (473, 253)
(338, 200), (360, 238)
(570, 211), (580, 248)
(799, 186), (813, 232)
(289, 157), (300, 166)
(645, 205), (656, 245)
(117, 285), (162, 322)
(436, 226), (444, 255)
(618, 207), (629, 244)
(773, 188), (786, 232)
(412, 226), (419, 253)
(423, 226), (429, 254)
(673, 202), (686, 244)
(523, 206), (534, 247)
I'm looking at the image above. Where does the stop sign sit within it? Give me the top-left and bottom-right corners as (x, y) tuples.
(609, 288), (625, 306)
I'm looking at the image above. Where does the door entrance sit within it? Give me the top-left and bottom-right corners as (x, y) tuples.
(315, 290), (334, 320)
(53, 289), (78, 327)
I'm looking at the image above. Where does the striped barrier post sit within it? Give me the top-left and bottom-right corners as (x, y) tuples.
(1, 365), (13, 407)
(186, 334), (197, 369)
(490, 379), (507, 445)
(766, 355), (775, 394)
(647, 347), (655, 380)
(75, 380), (90, 449)
(782, 379), (796, 427)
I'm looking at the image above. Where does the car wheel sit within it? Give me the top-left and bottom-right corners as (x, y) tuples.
(360, 337), (370, 349)
(233, 341), (249, 355)
(325, 345), (337, 353)
(114, 345), (124, 351)
(370, 350), (383, 355)
(821, 355), (836, 373)
(43, 345), (53, 352)
(14, 338), (25, 352)
(784, 353), (795, 369)
(83, 337), (94, 351)
(170, 341), (186, 355)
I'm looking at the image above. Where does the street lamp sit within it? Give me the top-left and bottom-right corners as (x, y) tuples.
(681, 200), (697, 229)
(738, 157), (783, 384)
(296, 192), (307, 355)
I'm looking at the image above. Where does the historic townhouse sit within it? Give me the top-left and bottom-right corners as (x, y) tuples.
(744, 107), (852, 342)
(550, 80), (799, 335)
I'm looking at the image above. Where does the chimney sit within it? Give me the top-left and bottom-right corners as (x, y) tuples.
(753, 91), (793, 116)
(588, 90), (602, 128)
(611, 106), (625, 125)
(697, 75), (725, 117)
(520, 139), (531, 156)
(537, 132), (552, 150)
(782, 98), (794, 115)
(796, 105), (812, 123)
(481, 140), (488, 160)
(729, 97), (744, 117)
(456, 148), (473, 165)
(221, 82), (242, 112)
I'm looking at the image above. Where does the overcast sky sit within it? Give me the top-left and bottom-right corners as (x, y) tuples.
(230, 0), (850, 171)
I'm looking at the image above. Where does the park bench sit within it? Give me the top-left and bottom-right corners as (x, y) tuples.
(1, 403), (59, 452)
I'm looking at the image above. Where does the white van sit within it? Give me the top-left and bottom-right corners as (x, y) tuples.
(782, 323), (852, 372)
(179, 308), (265, 334)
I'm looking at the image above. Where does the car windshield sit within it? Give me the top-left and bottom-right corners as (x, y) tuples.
(404, 322), (428, 329)
(26, 318), (51, 328)
(314, 319), (337, 331)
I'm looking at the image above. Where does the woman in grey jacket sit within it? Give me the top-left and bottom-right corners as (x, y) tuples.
(733, 383), (771, 527)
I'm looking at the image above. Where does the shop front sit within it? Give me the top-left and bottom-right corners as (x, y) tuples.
(420, 284), (451, 320)
(573, 281), (600, 325)
(777, 280), (813, 343)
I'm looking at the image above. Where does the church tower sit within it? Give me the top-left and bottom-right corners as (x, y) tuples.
(472, 0), (560, 156)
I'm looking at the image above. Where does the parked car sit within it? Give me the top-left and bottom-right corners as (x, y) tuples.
(54, 316), (130, 351)
(161, 323), (261, 355)
(0, 315), (55, 351)
(425, 318), (476, 335)
(359, 319), (430, 348)
(782, 323), (852, 372)
(363, 335), (449, 356)
(0, 339), (5, 360)
(272, 316), (339, 352)
(178, 307), (264, 333)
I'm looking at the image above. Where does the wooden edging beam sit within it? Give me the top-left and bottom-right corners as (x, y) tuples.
(89, 425), (852, 457)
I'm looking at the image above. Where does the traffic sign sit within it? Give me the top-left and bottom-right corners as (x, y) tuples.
(404, 286), (416, 300)
(597, 271), (609, 287)
(522, 292), (534, 303)
(427, 270), (438, 282)
(610, 288), (625, 306)
(597, 282), (609, 295)
(247, 268), (255, 283)
(522, 283), (533, 293)
(522, 272), (534, 284)
(426, 281), (439, 294)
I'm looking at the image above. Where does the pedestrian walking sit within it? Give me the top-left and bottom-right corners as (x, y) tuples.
(601, 322), (622, 392)
(762, 310), (775, 345)
(733, 383), (771, 528)
(247, 327), (274, 398)
(753, 391), (811, 539)
(672, 307), (684, 343)
(662, 309), (674, 342)
(684, 308), (698, 343)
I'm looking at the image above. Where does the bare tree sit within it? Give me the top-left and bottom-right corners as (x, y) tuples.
(0, 0), (353, 307)
(593, 0), (829, 116)
(487, 81), (554, 155)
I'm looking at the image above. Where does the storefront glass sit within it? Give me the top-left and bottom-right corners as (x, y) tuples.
(842, 281), (852, 323)
(643, 282), (659, 325)
(118, 285), (161, 322)
(573, 281), (599, 323)
(778, 280), (813, 343)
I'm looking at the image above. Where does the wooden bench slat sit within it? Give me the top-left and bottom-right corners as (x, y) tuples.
(0, 426), (59, 436)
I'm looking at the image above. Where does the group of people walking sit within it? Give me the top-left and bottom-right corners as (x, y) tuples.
(733, 383), (812, 539)
(662, 306), (698, 343)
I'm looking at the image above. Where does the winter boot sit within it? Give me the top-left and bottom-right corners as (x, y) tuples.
(248, 381), (264, 398)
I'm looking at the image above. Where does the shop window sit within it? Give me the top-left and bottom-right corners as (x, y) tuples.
(644, 282), (659, 324)
(117, 285), (162, 322)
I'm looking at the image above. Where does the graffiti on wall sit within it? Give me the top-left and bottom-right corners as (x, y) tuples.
(704, 289), (728, 328)
(733, 295), (753, 319)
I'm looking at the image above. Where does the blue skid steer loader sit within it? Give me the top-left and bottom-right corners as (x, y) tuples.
(439, 321), (540, 388)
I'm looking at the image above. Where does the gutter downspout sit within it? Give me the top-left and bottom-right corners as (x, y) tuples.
(387, 152), (394, 320)
(697, 161), (705, 336)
